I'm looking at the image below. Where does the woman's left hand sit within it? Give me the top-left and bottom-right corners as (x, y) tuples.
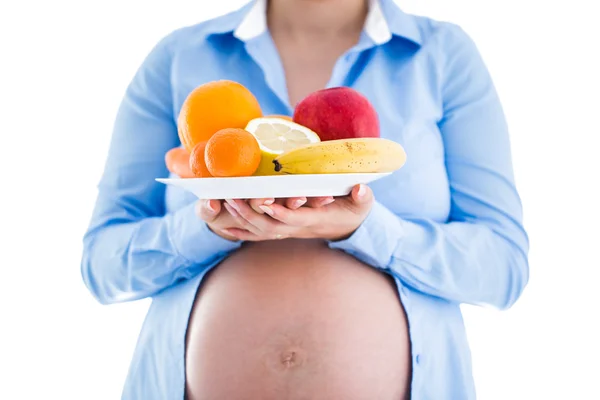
(221, 184), (374, 242)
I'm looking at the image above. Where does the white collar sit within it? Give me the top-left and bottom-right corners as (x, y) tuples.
(234, 0), (392, 45)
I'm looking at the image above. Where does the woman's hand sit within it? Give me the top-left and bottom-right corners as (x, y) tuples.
(221, 184), (374, 242)
(196, 196), (336, 241)
(196, 199), (246, 241)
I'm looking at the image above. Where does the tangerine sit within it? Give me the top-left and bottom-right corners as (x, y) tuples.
(205, 128), (261, 177)
(189, 141), (212, 178)
(165, 147), (195, 178)
(177, 80), (263, 153)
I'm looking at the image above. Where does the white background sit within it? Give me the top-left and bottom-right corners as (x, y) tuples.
(0, 0), (598, 399)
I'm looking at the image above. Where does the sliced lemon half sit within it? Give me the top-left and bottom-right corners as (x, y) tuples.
(245, 117), (321, 175)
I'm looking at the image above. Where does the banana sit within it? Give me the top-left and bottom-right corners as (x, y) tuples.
(273, 138), (407, 174)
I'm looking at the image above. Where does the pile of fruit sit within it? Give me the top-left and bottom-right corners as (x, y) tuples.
(165, 80), (406, 178)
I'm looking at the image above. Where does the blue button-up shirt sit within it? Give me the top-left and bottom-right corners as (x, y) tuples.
(81, 1), (529, 398)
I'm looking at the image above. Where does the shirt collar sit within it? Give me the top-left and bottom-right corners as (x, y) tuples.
(224, 0), (421, 46)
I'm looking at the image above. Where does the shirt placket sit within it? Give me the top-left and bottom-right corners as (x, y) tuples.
(326, 32), (381, 88)
(243, 33), (294, 114)
(243, 32), (382, 113)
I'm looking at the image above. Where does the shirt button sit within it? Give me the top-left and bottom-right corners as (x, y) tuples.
(415, 354), (421, 364)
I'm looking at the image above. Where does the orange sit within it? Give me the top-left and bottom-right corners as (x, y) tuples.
(205, 128), (261, 177)
(189, 141), (212, 178)
(177, 80), (263, 153)
(265, 114), (293, 121)
(165, 147), (195, 178)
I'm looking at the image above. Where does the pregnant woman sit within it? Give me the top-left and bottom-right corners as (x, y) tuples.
(81, 0), (530, 399)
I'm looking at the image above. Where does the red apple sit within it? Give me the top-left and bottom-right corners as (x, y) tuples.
(293, 87), (380, 141)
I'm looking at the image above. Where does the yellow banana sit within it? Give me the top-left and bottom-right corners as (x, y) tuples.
(273, 138), (407, 174)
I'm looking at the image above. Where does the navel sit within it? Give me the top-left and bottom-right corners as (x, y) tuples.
(280, 349), (304, 369)
(264, 346), (307, 372)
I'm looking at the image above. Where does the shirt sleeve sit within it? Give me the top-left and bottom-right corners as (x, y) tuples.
(328, 26), (529, 310)
(80, 32), (241, 305)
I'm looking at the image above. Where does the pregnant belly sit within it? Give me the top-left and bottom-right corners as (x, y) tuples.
(185, 239), (411, 400)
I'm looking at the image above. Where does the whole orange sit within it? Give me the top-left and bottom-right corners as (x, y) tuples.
(165, 147), (195, 178)
(205, 128), (261, 177)
(189, 141), (212, 178)
(178, 80), (263, 153)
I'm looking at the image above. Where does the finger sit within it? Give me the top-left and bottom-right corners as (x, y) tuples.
(230, 199), (287, 235)
(350, 184), (374, 209)
(196, 199), (222, 223)
(285, 197), (307, 210)
(305, 196), (335, 208)
(330, 185), (374, 215)
(223, 201), (263, 235)
(209, 225), (242, 242)
(221, 228), (262, 242)
(248, 198), (275, 214)
(225, 228), (287, 241)
(259, 202), (317, 227)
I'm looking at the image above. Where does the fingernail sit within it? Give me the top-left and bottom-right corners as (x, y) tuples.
(225, 199), (240, 212)
(357, 184), (366, 198)
(259, 205), (274, 216)
(224, 202), (239, 218)
(206, 200), (216, 213)
(263, 198), (275, 206)
(293, 198), (306, 208)
(321, 197), (335, 206)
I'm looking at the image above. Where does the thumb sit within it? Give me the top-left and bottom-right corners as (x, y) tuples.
(350, 184), (374, 209)
(196, 199), (221, 223)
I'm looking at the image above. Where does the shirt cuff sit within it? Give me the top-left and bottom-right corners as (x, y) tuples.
(327, 200), (405, 269)
(167, 202), (242, 264)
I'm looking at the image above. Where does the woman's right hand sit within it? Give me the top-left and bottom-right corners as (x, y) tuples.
(196, 199), (247, 242)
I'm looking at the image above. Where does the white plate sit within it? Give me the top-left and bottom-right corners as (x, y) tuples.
(156, 173), (391, 199)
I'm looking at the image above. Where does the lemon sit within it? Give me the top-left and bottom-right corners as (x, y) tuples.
(245, 117), (321, 175)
